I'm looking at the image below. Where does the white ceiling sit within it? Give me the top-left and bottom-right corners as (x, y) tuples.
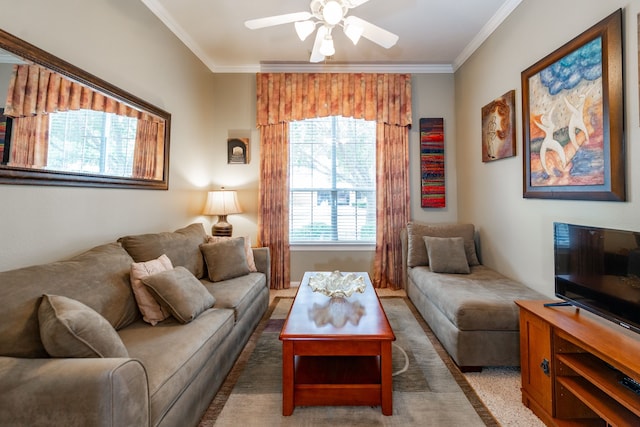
(140, 0), (523, 73)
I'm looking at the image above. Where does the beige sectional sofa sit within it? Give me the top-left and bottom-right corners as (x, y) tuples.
(401, 222), (545, 370)
(0, 223), (270, 427)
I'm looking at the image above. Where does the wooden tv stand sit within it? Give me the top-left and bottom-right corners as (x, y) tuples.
(516, 300), (640, 427)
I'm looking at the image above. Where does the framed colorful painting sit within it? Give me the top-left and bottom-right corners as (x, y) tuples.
(482, 90), (516, 162)
(420, 118), (445, 208)
(521, 9), (624, 201)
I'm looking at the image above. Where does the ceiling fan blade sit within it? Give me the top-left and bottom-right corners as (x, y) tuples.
(244, 12), (312, 30)
(344, 16), (398, 49)
(344, 0), (371, 7)
(310, 26), (328, 63)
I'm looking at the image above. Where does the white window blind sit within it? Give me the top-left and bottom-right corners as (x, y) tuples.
(289, 116), (376, 244)
(48, 109), (137, 177)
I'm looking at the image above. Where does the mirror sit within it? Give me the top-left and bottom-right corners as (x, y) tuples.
(0, 28), (170, 189)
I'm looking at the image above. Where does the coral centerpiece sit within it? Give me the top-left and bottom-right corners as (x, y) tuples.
(308, 271), (366, 298)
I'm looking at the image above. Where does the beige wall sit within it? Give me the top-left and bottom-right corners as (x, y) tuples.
(0, 0), (217, 270)
(455, 0), (640, 296)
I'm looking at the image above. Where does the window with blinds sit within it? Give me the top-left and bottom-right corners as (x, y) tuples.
(48, 109), (137, 177)
(289, 116), (376, 244)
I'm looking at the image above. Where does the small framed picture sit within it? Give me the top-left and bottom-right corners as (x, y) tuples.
(227, 137), (249, 164)
(481, 90), (516, 162)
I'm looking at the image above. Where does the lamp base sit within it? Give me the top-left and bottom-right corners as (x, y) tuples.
(212, 215), (233, 237)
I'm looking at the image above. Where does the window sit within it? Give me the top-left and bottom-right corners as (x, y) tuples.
(48, 109), (138, 177)
(289, 116), (376, 244)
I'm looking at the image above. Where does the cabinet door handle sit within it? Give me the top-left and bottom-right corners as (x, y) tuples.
(540, 358), (550, 376)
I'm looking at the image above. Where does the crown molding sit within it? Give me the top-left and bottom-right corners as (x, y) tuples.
(257, 62), (453, 74)
(452, 0), (523, 71)
(139, 0), (219, 73)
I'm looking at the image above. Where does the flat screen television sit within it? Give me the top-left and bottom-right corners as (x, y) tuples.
(553, 222), (640, 334)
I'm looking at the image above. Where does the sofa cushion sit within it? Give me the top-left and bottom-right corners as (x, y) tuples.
(118, 223), (207, 279)
(119, 308), (234, 427)
(203, 272), (266, 322)
(207, 235), (257, 272)
(142, 267), (215, 324)
(130, 254), (173, 325)
(38, 294), (129, 358)
(0, 243), (138, 358)
(423, 236), (470, 274)
(200, 237), (250, 282)
(409, 265), (543, 331)
(407, 222), (480, 267)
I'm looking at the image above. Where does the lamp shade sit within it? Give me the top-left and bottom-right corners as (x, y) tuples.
(203, 189), (242, 236)
(202, 189), (242, 216)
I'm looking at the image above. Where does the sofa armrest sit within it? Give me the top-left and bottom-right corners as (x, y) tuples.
(400, 228), (408, 289)
(252, 247), (271, 288)
(0, 356), (149, 427)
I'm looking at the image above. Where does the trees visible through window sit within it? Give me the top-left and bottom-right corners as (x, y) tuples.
(289, 116), (376, 243)
(48, 109), (137, 177)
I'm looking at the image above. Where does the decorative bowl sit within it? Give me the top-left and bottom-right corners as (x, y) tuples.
(308, 271), (366, 298)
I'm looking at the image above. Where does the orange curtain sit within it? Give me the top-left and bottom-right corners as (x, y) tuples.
(256, 73), (411, 289)
(132, 120), (165, 180)
(257, 123), (291, 290)
(7, 114), (49, 167)
(257, 73), (411, 126)
(373, 123), (410, 289)
(3, 64), (161, 121)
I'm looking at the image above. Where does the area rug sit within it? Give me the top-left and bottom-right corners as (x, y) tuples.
(198, 297), (498, 426)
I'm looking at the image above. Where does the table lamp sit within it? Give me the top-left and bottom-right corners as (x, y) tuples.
(202, 188), (242, 236)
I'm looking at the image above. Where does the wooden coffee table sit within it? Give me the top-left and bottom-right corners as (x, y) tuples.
(279, 272), (395, 415)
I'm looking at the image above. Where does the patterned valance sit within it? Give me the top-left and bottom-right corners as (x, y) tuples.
(4, 64), (161, 122)
(256, 73), (412, 127)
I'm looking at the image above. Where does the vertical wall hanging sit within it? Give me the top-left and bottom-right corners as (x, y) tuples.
(420, 118), (445, 208)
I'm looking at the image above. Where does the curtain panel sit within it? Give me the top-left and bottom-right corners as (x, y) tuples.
(256, 73), (412, 290)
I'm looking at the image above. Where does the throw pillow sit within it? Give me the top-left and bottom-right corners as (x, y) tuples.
(118, 223), (208, 279)
(207, 235), (257, 272)
(38, 294), (129, 358)
(130, 254), (173, 325)
(407, 222), (480, 267)
(141, 266), (215, 324)
(423, 236), (471, 274)
(200, 237), (251, 282)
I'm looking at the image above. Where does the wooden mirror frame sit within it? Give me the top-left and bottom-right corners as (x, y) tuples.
(0, 28), (171, 190)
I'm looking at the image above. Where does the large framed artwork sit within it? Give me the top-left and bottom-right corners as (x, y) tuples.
(521, 9), (624, 201)
(420, 118), (445, 208)
(482, 90), (516, 162)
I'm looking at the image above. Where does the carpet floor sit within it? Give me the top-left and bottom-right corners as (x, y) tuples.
(198, 296), (508, 426)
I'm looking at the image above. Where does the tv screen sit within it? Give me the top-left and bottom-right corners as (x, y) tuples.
(554, 222), (640, 334)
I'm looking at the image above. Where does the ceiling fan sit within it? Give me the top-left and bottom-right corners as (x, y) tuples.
(244, 0), (399, 63)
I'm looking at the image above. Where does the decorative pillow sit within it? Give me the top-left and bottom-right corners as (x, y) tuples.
(141, 267), (215, 324)
(130, 254), (173, 325)
(200, 237), (251, 282)
(207, 235), (257, 272)
(407, 222), (480, 267)
(38, 294), (129, 358)
(423, 236), (471, 274)
(118, 223), (207, 278)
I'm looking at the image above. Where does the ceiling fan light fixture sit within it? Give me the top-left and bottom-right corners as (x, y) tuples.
(294, 20), (316, 41)
(319, 34), (335, 57)
(322, 0), (344, 26)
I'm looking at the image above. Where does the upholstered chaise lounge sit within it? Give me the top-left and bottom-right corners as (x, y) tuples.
(401, 222), (545, 370)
